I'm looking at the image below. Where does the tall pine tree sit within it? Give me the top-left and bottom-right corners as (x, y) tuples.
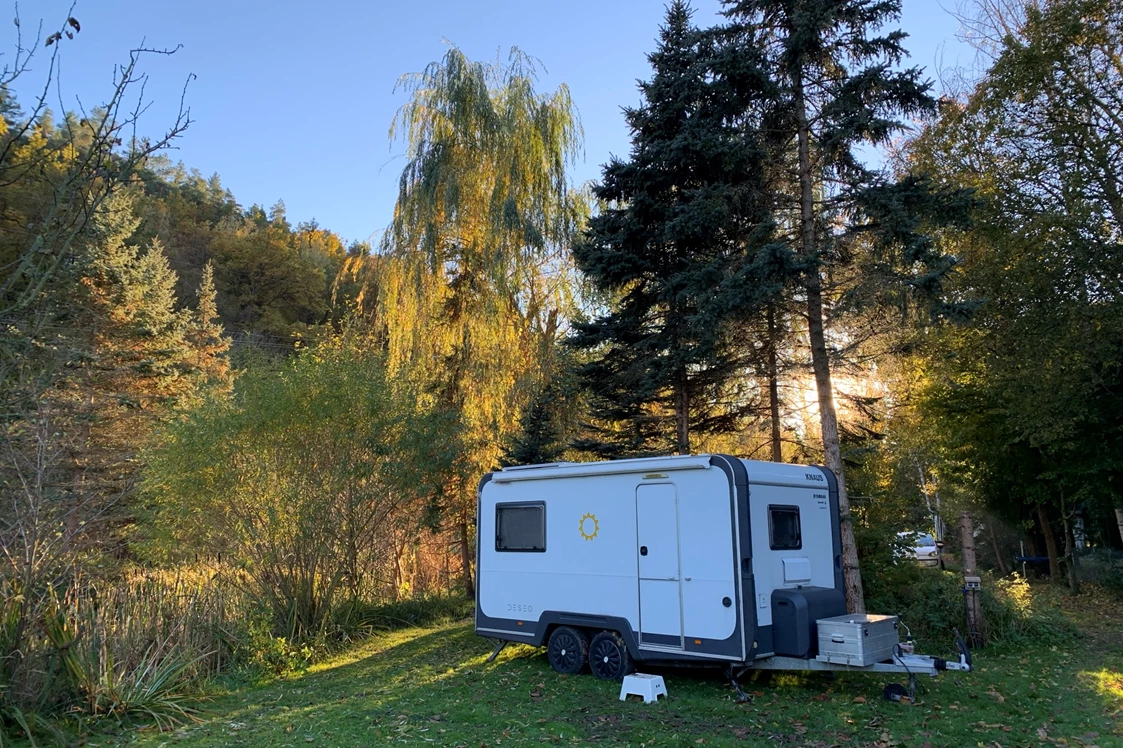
(720, 0), (970, 611)
(571, 1), (774, 457)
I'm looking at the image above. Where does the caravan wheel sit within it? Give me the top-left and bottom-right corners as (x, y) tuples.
(547, 626), (588, 675)
(589, 631), (634, 681)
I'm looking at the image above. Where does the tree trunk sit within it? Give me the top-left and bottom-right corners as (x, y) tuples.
(458, 516), (475, 599)
(1115, 507), (1123, 547)
(394, 540), (406, 601)
(958, 511), (985, 646)
(1060, 496), (1080, 596)
(988, 521), (1010, 576)
(674, 370), (690, 456)
(794, 71), (864, 613)
(960, 512), (978, 574)
(1038, 504), (1061, 580)
(1062, 519), (1080, 595)
(766, 305), (782, 463)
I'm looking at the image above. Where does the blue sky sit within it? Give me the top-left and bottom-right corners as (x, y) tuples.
(5, 1), (972, 245)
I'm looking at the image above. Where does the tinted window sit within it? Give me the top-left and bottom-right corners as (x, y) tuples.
(496, 503), (545, 552)
(769, 506), (802, 550)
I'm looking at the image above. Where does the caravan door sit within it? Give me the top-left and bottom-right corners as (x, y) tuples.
(636, 483), (684, 648)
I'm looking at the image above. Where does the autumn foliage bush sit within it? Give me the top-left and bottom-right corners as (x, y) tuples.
(864, 560), (1075, 649)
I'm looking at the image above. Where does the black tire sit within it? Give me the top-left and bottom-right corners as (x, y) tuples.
(547, 626), (588, 675)
(588, 630), (634, 681)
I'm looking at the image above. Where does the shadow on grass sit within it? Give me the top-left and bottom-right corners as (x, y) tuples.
(122, 619), (1123, 748)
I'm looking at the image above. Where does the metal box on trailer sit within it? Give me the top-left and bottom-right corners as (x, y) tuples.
(815, 614), (899, 667)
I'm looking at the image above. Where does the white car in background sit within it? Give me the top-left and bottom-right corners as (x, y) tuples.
(897, 531), (940, 567)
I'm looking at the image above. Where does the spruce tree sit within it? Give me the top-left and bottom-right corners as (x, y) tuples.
(720, 0), (969, 611)
(186, 261), (232, 393)
(571, 1), (773, 457)
(48, 194), (198, 541)
(502, 385), (565, 467)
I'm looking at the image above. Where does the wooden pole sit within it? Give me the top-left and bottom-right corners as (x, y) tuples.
(958, 511), (985, 647)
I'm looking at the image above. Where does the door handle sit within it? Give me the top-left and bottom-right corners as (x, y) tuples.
(640, 546), (648, 556)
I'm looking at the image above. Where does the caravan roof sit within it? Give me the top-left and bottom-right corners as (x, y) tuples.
(490, 454), (827, 491)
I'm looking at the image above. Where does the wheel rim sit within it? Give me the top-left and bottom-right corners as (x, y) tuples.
(591, 639), (621, 678)
(551, 632), (580, 672)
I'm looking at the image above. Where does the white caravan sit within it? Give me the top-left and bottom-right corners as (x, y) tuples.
(475, 454), (970, 700)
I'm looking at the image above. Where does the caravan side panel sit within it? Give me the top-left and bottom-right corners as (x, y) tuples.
(477, 471), (641, 642)
(742, 461), (843, 658)
(476, 460), (746, 663)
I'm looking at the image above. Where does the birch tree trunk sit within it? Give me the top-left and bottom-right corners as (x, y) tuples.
(794, 71), (864, 613)
(1115, 507), (1123, 546)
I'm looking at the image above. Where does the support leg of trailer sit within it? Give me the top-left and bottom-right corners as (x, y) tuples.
(486, 639), (508, 663)
(908, 673), (917, 702)
(726, 665), (751, 703)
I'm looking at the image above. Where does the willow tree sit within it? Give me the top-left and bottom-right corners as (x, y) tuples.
(359, 46), (587, 597)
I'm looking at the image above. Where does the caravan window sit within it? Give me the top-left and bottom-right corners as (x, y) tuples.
(768, 505), (802, 550)
(495, 502), (546, 552)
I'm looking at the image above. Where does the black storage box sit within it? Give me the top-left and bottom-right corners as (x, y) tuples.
(771, 587), (847, 658)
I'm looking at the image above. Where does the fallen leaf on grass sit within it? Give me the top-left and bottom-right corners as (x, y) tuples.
(853, 696), (867, 704)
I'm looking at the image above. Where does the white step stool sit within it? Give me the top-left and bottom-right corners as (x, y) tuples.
(619, 673), (667, 704)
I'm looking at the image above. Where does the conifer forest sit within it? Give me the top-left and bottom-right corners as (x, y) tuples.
(2, 0), (1123, 743)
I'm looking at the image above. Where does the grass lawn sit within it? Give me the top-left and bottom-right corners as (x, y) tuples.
(119, 588), (1122, 748)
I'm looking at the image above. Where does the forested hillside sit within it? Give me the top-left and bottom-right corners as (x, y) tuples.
(2, 0), (1122, 741)
(131, 163), (363, 345)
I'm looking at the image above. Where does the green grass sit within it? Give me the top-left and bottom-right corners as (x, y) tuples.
(112, 590), (1122, 748)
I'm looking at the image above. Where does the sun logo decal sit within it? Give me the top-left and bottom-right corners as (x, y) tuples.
(579, 512), (599, 541)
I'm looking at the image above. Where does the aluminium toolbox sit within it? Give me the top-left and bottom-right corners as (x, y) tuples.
(814, 613), (899, 666)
